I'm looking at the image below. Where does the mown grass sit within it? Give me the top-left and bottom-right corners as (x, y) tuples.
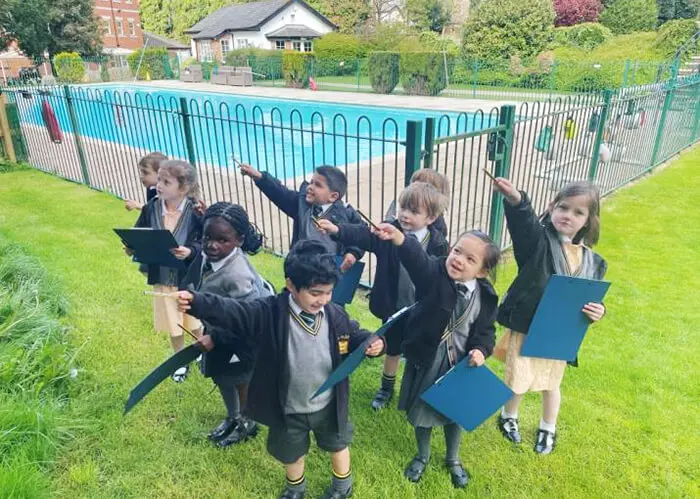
(0, 147), (698, 497)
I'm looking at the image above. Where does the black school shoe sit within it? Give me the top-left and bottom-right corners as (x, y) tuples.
(208, 417), (237, 441)
(216, 417), (259, 447)
(279, 487), (305, 499)
(403, 456), (428, 483)
(534, 429), (557, 455)
(498, 416), (522, 444)
(321, 485), (353, 499)
(371, 388), (393, 411)
(445, 460), (470, 488)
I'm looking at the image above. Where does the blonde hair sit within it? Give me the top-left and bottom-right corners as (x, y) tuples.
(410, 169), (450, 200)
(159, 160), (201, 201)
(398, 181), (447, 220)
(138, 152), (167, 172)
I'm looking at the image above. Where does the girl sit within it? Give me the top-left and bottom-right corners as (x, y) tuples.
(180, 202), (273, 447)
(125, 152), (167, 211)
(131, 160), (203, 382)
(491, 179), (607, 455)
(375, 224), (501, 488)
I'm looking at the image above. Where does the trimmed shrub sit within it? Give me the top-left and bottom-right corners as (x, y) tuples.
(314, 33), (368, 60)
(54, 52), (85, 84)
(654, 19), (698, 58)
(369, 52), (400, 93)
(225, 48), (282, 80)
(399, 51), (452, 95)
(553, 23), (613, 49)
(282, 51), (314, 88)
(599, 0), (658, 34)
(126, 47), (173, 80)
(554, 0), (602, 26)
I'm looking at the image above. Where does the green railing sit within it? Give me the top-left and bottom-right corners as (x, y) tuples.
(2, 74), (699, 283)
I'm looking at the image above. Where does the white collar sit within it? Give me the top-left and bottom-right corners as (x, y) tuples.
(161, 197), (187, 213)
(456, 278), (477, 293)
(288, 293), (324, 318)
(317, 202), (332, 215)
(203, 247), (238, 273)
(407, 226), (429, 242)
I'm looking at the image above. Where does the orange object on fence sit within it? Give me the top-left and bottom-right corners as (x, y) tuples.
(41, 99), (63, 143)
(309, 77), (318, 91)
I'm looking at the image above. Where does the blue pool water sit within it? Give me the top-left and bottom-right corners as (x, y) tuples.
(18, 84), (496, 177)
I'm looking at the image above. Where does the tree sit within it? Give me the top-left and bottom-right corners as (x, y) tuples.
(0, 0), (101, 61)
(406, 0), (452, 32)
(554, 0), (603, 26)
(462, 0), (555, 61)
(657, 0), (699, 25)
(599, 0), (658, 34)
(319, 0), (371, 33)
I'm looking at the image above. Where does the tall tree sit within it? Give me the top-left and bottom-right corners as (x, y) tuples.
(406, 0), (452, 32)
(657, 0), (699, 25)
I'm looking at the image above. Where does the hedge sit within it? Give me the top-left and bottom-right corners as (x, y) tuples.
(369, 52), (400, 94)
(399, 52), (452, 96)
(126, 48), (173, 80)
(282, 51), (314, 88)
(54, 53), (85, 84)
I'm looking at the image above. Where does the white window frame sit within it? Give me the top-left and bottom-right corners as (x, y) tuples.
(275, 40), (284, 50)
(236, 38), (250, 49)
(127, 19), (136, 37)
(220, 38), (231, 60)
(303, 41), (312, 52)
(115, 18), (124, 36)
(102, 16), (112, 35)
(292, 41), (301, 51)
(200, 40), (213, 62)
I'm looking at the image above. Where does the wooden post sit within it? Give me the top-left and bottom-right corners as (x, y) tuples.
(0, 93), (17, 163)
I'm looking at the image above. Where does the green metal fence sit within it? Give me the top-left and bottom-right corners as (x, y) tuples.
(2, 74), (699, 284)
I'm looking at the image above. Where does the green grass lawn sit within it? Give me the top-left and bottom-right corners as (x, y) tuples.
(0, 148), (699, 498)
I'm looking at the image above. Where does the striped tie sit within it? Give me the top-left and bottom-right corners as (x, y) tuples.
(299, 311), (317, 328)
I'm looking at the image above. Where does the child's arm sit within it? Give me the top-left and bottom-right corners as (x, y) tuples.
(375, 223), (436, 292)
(318, 219), (382, 254)
(492, 178), (543, 265)
(345, 316), (385, 358)
(240, 164), (299, 218)
(340, 207), (368, 262)
(466, 305), (497, 363)
(125, 199), (143, 211)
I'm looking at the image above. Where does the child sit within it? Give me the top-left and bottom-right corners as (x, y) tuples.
(239, 163), (365, 272)
(180, 202), (273, 447)
(373, 224), (500, 488)
(385, 168), (450, 238)
(130, 160), (203, 382)
(176, 240), (385, 499)
(491, 179), (607, 455)
(125, 152), (167, 211)
(318, 181), (449, 411)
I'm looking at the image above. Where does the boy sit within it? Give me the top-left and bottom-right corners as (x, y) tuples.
(125, 152), (167, 211)
(239, 163), (365, 272)
(177, 240), (385, 499)
(318, 182), (449, 411)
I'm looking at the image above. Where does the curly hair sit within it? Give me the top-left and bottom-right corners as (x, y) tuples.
(203, 202), (263, 254)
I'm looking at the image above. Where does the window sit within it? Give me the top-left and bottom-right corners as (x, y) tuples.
(128, 19), (136, 37)
(303, 41), (312, 52)
(200, 41), (213, 62)
(220, 38), (231, 59)
(293, 41), (301, 51)
(236, 38), (250, 49)
(116, 18), (124, 36)
(275, 40), (284, 50)
(126, 0), (132, 3)
(102, 17), (112, 35)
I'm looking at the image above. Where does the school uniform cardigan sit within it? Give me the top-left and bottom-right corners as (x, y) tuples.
(134, 197), (203, 286)
(187, 290), (384, 432)
(335, 220), (449, 321)
(254, 172), (366, 260)
(497, 191), (608, 334)
(394, 235), (499, 369)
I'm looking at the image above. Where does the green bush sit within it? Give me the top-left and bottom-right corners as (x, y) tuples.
(419, 31), (460, 54)
(599, 0), (658, 34)
(126, 48), (173, 80)
(54, 52), (85, 84)
(654, 19), (698, 58)
(369, 52), (400, 93)
(225, 48), (282, 80)
(282, 51), (314, 88)
(462, 0), (555, 61)
(314, 33), (368, 60)
(399, 51), (451, 95)
(553, 23), (613, 50)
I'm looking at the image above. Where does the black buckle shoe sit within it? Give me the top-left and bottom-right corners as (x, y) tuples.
(498, 416), (522, 444)
(279, 487), (305, 499)
(445, 460), (470, 488)
(208, 417), (237, 441)
(217, 418), (259, 447)
(371, 388), (394, 411)
(403, 456), (428, 483)
(321, 485), (353, 499)
(534, 429), (556, 455)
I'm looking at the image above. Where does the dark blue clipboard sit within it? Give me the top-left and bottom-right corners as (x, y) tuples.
(331, 257), (364, 305)
(521, 275), (611, 362)
(114, 227), (185, 269)
(311, 304), (416, 400)
(421, 361), (514, 432)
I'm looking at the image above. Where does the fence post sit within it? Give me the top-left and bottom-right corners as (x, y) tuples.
(404, 120), (423, 186)
(587, 89), (613, 182)
(472, 61), (478, 98)
(179, 96), (197, 166)
(423, 117), (435, 169)
(356, 57), (361, 90)
(650, 76), (677, 168)
(63, 86), (91, 186)
(488, 105), (516, 245)
(0, 93), (17, 163)
(691, 82), (700, 142)
(622, 59), (631, 88)
(549, 61), (558, 99)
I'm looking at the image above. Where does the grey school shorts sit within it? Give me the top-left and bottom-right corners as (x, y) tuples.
(267, 402), (354, 464)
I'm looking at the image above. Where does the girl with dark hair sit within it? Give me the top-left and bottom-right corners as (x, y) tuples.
(180, 202), (273, 447)
(491, 179), (608, 455)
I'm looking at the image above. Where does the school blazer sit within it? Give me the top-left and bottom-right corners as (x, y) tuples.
(188, 291), (384, 431)
(335, 220), (449, 321)
(254, 172), (366, 260)
(497, 192), (608, 334)
(395, 236), (499, 369)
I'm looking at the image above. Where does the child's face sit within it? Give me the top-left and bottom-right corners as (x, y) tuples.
(549, 195), (589, 240)
(286, 279), (334, 315)
(156, 170), (187, 202)
(203, 217), (241, 262)
(305, 174), (339, 206)
(139, 166), (158, 188)
(397, 203), (437, 233)
(445, 234), (489, 281)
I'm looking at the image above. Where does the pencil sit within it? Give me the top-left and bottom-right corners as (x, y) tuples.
(177, 323), (199, 342)
(483, 169), (498, 182)
(356, 209), (380, 231)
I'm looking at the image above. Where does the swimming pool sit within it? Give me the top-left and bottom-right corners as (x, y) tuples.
(17, 84), (496, 178)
